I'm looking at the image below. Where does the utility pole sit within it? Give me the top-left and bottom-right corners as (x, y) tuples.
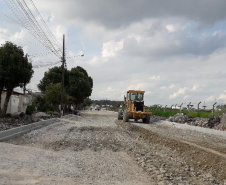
(61, 34), (65, 116)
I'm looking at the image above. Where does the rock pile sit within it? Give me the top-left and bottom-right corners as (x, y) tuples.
(32, 112), (51, 122)
(168, 113), (224, 130)
(169, 113), (188, 123)
(149, 115), (166, 123)
(215, 113), (226, 131)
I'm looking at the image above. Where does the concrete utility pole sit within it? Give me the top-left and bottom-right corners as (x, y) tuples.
(61, 34), (66, 116)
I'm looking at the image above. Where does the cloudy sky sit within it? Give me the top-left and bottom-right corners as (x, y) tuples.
(1, 0), (226, 108)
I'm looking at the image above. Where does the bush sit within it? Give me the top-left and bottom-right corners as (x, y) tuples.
(26, 105), (36, 115)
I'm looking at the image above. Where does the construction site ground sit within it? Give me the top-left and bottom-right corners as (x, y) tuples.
(0, 111), (225, 185)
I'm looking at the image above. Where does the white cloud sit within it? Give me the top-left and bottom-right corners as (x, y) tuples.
(149, 75), (160, 81)
(88, 56), (103, 65)
(160, 84), (175, 90)
(127, 81), (150, 92)
(218, 94), (226, 101)
(102, 40), (123, 58)
(191, 85), (200, 92)
(165, 24), (176, 32)
(160, 86), (166, 90)
(169, 84), (175, 89)
(106, 87), (115, 93)
(206, 96), (215, 102)
(169, 87), (187, 99)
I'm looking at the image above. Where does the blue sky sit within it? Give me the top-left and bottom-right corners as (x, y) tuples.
(1, 0), (226, 109)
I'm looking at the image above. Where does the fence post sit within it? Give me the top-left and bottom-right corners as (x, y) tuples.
(179, 103), (183, 113)
(198, 102), (201, 112)
(187, 102), (191, 111)
(171, 105), (174, 109)
(212, 102), (217, 117)
(164, 105), (167, 112)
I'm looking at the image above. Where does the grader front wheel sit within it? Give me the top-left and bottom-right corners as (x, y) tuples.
(123, 110), (129, 122)
(143, 115), (150, 124)
(118, 109), (123, 120)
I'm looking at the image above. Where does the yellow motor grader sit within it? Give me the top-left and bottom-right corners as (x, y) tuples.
(118, 90), (152, 123)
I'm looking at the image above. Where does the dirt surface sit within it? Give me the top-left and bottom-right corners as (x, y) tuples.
(0, 111), (226, 184)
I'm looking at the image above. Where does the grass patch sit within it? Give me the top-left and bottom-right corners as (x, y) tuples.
(147, 108), (223, 118)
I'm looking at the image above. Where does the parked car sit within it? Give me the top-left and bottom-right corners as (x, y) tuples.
(95, 105), (100, 111)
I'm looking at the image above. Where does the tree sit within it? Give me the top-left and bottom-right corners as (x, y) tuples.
(20, 55), (33, 94)
(38, 66), (69, 92)
(33, 95), (50, 112)
(38, 66), (93, 109)
(0, 49), (6, 115)
(68, 67), (93, 105)
(0, 42), (34, 116)
(83, 98), (93, 107)
(45, 83), (68, 110)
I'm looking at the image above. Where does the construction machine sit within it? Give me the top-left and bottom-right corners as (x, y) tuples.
(118, 90), (152, 123)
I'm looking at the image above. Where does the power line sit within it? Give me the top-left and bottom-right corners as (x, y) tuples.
(2, 1), (56, 53)
(28, 0), (62, 50)
(29, 50), (56, 58)
(16, 0), (60, 57)
(0, 30), (43, 46)
(32, 60), (61, 68)
(3, 0), (62, 59)
(66, 54), (84, 59)
(0, 10), (59, 58)
(19, 0), (62, 57)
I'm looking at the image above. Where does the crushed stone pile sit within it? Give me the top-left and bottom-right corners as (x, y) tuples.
(168, 113), (226, 131)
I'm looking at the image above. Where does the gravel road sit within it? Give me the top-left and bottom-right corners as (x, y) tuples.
(0, 111), (226, 185)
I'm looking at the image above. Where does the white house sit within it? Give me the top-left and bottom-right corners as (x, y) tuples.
(1, 90), (31, 114)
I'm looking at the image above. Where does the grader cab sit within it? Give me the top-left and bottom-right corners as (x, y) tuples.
(118, 90), (152, 123)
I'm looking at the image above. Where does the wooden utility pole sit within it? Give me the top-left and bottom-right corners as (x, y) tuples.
(61, 34), (65, 115)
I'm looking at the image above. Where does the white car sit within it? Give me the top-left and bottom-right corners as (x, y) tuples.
(95, 106), (100, 111)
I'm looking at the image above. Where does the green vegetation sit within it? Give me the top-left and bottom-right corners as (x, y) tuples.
(0, 42), (33, 116)
(26, 104), (36, 115)
(147, 106), (224, 118)
(32, 95), (51, 112)
(37, 66), (93, 113)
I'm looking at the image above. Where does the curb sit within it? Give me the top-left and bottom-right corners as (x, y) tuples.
(0, 118), (59, 141)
